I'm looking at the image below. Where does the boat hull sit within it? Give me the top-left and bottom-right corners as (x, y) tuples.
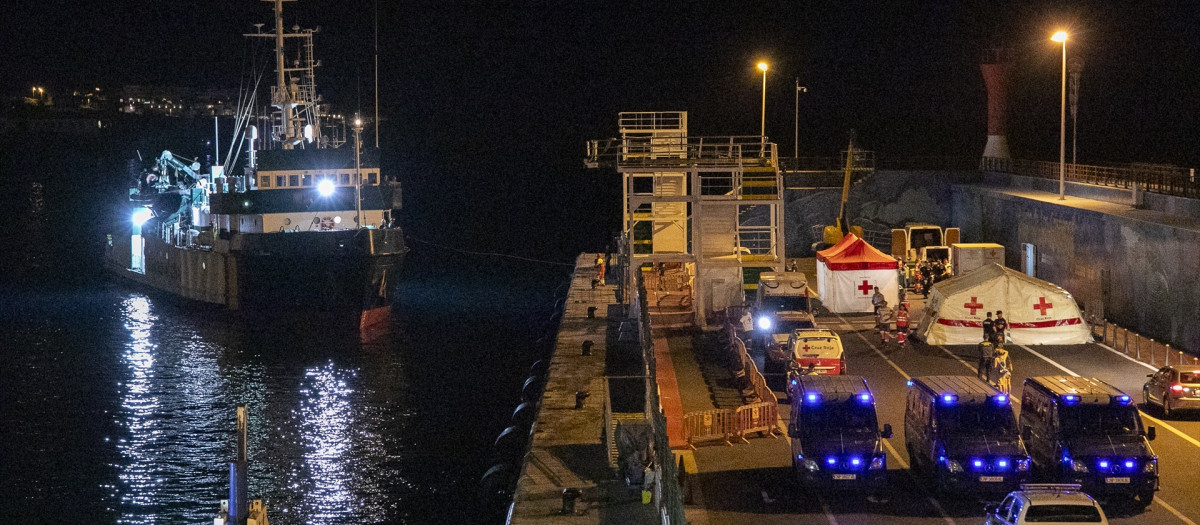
(105, 227), (406, 329)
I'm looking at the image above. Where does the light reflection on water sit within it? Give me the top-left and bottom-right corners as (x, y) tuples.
(108, 293), (408, 524)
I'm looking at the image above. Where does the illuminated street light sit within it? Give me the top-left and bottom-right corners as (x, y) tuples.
(1052, 31), (1067, 200)
(757, 62), (769, 140)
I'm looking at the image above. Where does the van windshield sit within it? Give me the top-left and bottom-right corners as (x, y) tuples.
(762, 296), (810, 312)
(935, 404), (1017, 436)
(800, 400), (878, 435)
(1059, 404), (1141, 437)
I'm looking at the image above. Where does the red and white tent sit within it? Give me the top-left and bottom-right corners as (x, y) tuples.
(815, 234), (901, 313)
(915, 263), (1092, 345)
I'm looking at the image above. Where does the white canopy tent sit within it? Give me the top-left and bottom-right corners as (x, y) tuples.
(914, 263), (1092, 345)
(815, 234), (901, 313)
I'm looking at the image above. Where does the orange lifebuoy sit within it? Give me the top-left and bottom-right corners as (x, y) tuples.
(320, 216), (335, 230)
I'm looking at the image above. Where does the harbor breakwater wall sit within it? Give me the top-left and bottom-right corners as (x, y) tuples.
(783, 170), (1200, 354)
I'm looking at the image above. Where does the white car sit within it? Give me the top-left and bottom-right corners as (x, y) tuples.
(985, 484), (1108, 524)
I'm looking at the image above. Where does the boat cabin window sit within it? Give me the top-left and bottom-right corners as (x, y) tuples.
(276, 176), (285, 187)
(288, 175), (299, 187)
(260, 176), (270, 188)
(302, 174), (312, 186)
(368, 172), (378, 185)
(340, 173), (350, 185)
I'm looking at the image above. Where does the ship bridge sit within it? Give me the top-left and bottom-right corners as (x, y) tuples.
(587, 111), (785, 324)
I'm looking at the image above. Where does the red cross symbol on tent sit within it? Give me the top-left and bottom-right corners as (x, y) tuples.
(1033, 296), (1054, 316)
(963, 297), (984, 315)
(857, 280), (873, 295)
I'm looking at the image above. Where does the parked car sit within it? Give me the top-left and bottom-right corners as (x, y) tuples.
(1142, 365), (1200, 417)
(984, 483), (1108, 525)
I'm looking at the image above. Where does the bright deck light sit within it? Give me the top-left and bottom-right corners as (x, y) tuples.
(1051, 31), (1068, 43)
(317, 179), (335, 196)
(132, 207), (153, 226)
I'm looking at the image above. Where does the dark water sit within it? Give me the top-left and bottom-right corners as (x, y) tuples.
(0, 171), (570, 523)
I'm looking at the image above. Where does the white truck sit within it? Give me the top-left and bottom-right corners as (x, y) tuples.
(891, 223), (960, 264)
(950, 243), (1005, 276)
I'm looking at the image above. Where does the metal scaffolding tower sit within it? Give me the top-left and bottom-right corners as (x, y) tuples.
(586, 111), (785, 325)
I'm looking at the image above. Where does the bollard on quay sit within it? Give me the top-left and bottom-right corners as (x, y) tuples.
(582, 340), (594, 356)
(587, 306), (597, 319)
(561, 487), (582, 514)
(574, 391), (590, 409)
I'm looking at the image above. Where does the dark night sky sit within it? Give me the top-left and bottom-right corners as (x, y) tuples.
(5, 1), (1199, 257)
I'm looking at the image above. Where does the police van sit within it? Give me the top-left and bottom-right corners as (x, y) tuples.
(905, 376), (1031, 494)
(1019, 376), (1158, 507)
(788, 375), (892, 494)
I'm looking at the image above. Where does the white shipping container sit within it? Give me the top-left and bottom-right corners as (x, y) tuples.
(950, 243), (1004, 275)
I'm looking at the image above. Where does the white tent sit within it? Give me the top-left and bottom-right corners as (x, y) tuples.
(815, 234), (901, 313)
(915, 263), (1093, 345)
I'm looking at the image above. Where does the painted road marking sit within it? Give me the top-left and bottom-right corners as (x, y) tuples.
(836, 314), (955, 525)
(1096, 341), (1160, 371)
(1011, 343), (1199, 524)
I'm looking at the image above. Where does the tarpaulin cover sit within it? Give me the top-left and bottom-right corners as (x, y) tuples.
(914, 263), (1092, 345)
(815, 234), (901, 313)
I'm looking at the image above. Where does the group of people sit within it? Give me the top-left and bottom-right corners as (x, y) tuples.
(912, 259), (948, 298)
(872, 287), (910, 345)
(977, 310), (1013, 393)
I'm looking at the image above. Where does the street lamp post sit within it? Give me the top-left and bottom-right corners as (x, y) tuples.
(353, 115), (364, 227)
(1052, 31), (1068, 200)
(1069, 56), (1083, 169)
(758, 62), (768, 142)
(794, 78), (807, 158)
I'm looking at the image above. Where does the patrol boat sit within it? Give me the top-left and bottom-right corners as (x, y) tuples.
(104, 0), (406, 330)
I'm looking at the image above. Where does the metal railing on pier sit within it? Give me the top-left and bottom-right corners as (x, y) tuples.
(983, 157), (1200, 200)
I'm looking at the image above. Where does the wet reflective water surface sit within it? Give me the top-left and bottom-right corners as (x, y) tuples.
(1, 250), (564, 524)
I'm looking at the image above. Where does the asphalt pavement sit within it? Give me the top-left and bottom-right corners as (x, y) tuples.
(683, 299), (1200, 525)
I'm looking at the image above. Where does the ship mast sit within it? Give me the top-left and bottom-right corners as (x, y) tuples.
(246, 0), (323, 150)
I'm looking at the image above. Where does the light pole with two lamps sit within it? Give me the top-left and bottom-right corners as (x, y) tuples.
(1052, 30), (1068, 200)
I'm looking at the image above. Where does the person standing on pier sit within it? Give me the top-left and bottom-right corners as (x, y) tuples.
(982, 312), (996, 343)
(992, 310), (1008, 347)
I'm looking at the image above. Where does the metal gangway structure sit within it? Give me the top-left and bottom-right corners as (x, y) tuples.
(586, 111), (785, 325)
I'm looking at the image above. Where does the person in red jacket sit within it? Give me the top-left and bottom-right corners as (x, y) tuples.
(895, 303), (910, 345)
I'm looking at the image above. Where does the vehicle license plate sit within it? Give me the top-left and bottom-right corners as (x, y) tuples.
(832, 474), (856, 480)
(1106, 477), (1130, 484)
(979, 476), (1003, 482)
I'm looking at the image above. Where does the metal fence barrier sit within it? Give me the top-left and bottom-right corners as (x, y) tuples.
(1086, 316), (1200, 369)
(681, 310), (782, 449)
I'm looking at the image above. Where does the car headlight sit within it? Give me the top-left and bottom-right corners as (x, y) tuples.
(1071, 459), (1090, 473)
(756, 316), (772, 330)
(1017, 458), (1031, 472)
(869, 455), (885, 470)
(802, 458), (820, 472)
(946, 459), (963, 473)
(1143, 458), (1158, 474)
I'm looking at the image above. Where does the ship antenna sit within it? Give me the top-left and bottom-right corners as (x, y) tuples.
(374, 0), (380, 148)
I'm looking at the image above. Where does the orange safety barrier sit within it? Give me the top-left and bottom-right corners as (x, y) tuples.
(733, 401), (779, 443)
(682, 409), (735, 450)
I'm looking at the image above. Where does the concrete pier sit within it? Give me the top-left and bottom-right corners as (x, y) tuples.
(508, 254), (656, 523)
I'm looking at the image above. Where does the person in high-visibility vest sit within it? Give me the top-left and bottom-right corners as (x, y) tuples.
(895, 303), (910, 345)
(875, 301), (894, 344)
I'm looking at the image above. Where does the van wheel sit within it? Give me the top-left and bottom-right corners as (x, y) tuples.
(1137, 490), (1154, 508)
